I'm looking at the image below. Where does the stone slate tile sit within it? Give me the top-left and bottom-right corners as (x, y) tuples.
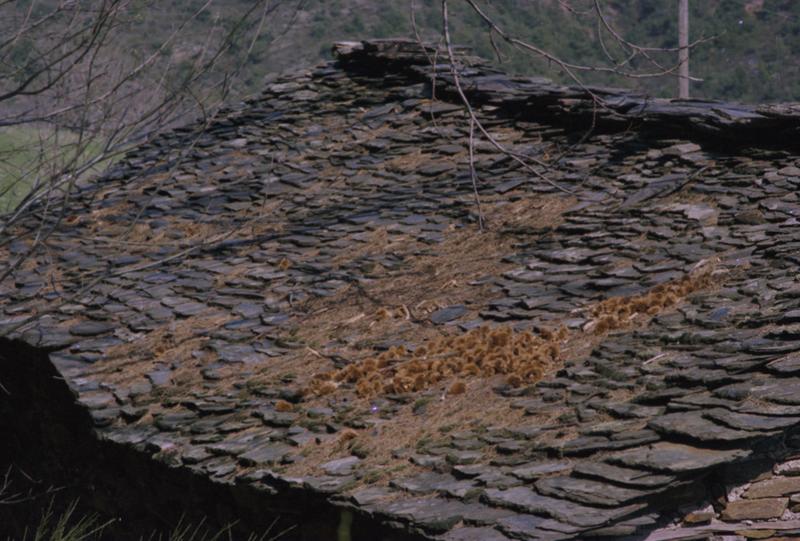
(89, 408), (119, 427)
(721, 497), (788, 521)
(69, 320), (115, 336)
(391, 472), (476, 498)
(602, 402), (665, 420)
(510, 461), (572, 481)
(348, 486), (393, 506)
(647, 410), (772, 442)
(744, 338), (800, 355)
(214, 343), (268, 364)
(146, 369), (172, 387)
(606, 442), (751, 473)
(321, 456), (360, 475)
(753, 379), (800, 405)
(437, 526), (512, 541)
(482, 487), (646, 528)
(301, 475), (355, 494)
(767, 351), (800, 375)
(238, 443), (293, 466)
(669, 392), (741, 411)
(153, 411), (198, 431)
(418, 162), (457, 177)
(735, 400), (800, 416)
(571, 462), (675, 489)
(744, 476), (800, 499)
(430, 305), (468, 324)
(376, 497), (480, 533)
(552, 431), (660, 455)
(705, 409), (800, 432)
(22, 327), (78, 348)
(459, 505), (518, 527)
(496, 514), (572, 540)
(534, 476), (648, 507)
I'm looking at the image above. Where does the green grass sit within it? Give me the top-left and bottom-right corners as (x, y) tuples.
(5, 501), (294, 541)
(0, 126), (110, 215)
(20, 500), (108, 541)
(0, 127), (45, 214)
(0, 470), (294, 541)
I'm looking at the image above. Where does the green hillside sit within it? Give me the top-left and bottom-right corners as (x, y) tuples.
(195, 0), (800, 104)
(6, 0), (800, 105)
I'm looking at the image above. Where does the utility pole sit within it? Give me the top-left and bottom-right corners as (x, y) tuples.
(678, 0), (690, 98)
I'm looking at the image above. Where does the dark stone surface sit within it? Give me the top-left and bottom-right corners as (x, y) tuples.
(439, 527), (512, 541)
(535, 475), (648, 507)
(69, 321), (115, 336)
(483, 487), (645, 527)
(430, 305), (468, 324)
(648, 410), (771, 442)
(4, 37), (800, 541)
(607, 443), (751, 473)
(572, 462), (675, 488)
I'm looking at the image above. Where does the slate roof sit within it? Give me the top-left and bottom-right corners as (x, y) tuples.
(3, 39), (800, 540)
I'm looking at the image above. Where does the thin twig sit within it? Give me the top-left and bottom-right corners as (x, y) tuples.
(467, 116), (485, 231)
(441, 0), (573, 194)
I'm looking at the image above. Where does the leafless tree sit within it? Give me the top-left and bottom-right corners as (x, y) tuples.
(411, 0), (709, 229)
(0, 0), (303, 286)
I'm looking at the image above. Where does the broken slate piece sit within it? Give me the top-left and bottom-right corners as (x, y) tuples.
(69, 321), (115, 336)
(606, 442), (750, 473)
(430, 305), (467, 324)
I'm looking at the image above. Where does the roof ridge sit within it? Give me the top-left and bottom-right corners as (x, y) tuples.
(334, 38), (800, 150)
